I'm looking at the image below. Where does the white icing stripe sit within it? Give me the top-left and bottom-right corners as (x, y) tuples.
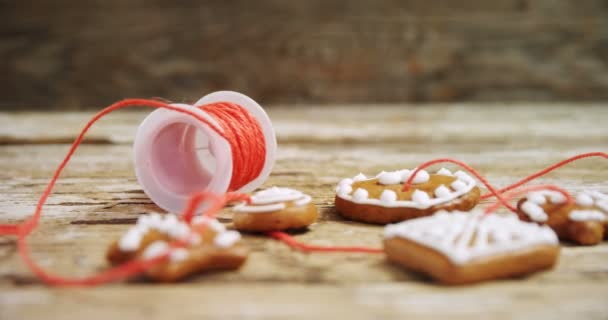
(569, 210), (606, 222)
(234, 187), (313, 213)
(521, 201), (548, 222)
(214, 231), (241, 248)
(294, 194), (312, 206)
(250, 187), (304, 204)
(575, 193), (594, 206)
(233, 202), (286, 213)
(384, 210), (558, 265)
(336, 169), (476, 209)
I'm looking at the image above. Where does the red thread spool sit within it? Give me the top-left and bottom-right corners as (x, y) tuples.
(134, 91), (276, 213)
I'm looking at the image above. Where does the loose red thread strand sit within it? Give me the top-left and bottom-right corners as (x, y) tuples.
(0, 98), (265, 286)
(402, 158), (518, 213)
(483, 184), (573, 215)
(480, 152), (608, 200)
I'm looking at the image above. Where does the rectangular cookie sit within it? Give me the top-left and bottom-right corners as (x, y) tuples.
(383, 211), (560, 285)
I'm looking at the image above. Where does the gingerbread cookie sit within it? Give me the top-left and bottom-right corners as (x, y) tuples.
(383, 210), (560, 285)
(107, 213), (247, 282)
(335, 168), (481, 224)
(517, 190), (608, 245)
(232, 187), (318, 232)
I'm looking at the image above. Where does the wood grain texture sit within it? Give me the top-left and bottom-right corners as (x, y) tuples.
(1, 0), (608, 109)
(0, 104), (607, 318)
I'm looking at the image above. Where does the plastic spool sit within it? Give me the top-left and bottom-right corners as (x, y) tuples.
(133, 91), (277, 213)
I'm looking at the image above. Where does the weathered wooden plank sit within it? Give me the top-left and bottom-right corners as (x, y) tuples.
(0, 105), (607, 318)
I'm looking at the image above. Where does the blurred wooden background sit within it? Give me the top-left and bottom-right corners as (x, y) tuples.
(1, 0), (608, 110)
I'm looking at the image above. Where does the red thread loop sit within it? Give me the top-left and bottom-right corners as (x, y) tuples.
(481, 152), (608, 200)
(483, 185), (573, 215)
(401, 158), (517, 213)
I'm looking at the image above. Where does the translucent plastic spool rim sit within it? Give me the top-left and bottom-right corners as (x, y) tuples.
(133, 91), (277, 214)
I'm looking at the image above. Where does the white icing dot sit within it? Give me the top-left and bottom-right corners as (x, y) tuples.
(576, 193), (594, 207)
(569, 210), (606, 222)
(353, 173), (367, 182)
(434, 185), (451, 199)
(436, 168), (453, 176)
(412, 190), (431, 206)
(380, 190), (398, 204)
(336, 184), (353, 195)
(548, 192), (566, 204)
(454, 171), (475, 184)
(589, 191), (608, 201)
(168, 222), (191, 239)
(119, 228), (144, 251)
(142, 241), (169, 259)
(399, 169), (412, 182)
(527, 192), (547, 205)
(339, 178), (354, 187)
(214, 230), (241, 248)
(451, 180), (467, 191)
(412, 170), (430, 184)
(521, 201), (548, 222)
(170, 248), (189, 262)
(353, 188), (369, 202)
(378, 171), (402, 185)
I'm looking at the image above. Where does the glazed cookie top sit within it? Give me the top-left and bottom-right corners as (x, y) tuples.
(384, 210), (558, 265)
(335, 168), (476, 209)
(519, 190), (607, 223)
(233, 187), (312, 213)
(118, 212), (241, 261)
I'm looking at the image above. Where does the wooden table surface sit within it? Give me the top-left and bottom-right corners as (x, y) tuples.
(0, 104), (607, 319)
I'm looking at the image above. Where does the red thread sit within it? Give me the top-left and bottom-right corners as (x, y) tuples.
(402, 158), (517, 212)
(268, 231), (383, 254)
(0, 98), (265, 286)
(200, 102), (266, 191)
(483, 184), (573, 215)
(480, 152), (608, 200)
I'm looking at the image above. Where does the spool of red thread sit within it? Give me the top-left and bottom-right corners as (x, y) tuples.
(133, 91), (276, 213)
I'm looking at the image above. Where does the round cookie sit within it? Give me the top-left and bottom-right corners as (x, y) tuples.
(517, 190), (608, 245)
(232, 187), (318, 232)
(335, 168), (481, 224)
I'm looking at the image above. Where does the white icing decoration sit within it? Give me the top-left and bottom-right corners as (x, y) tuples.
(380, 190), (398, 204)
(521, 201), (548, 222)
(436, 168), (453, 176)
(170, 248), (190, 262)
(451, 180), (467, 192)
(336, 184), (352, 196)
(142, 241), (169, 259)
(412, 170), (430, 184)
(353, 173), (367, 182)
(378, 171), (402, 185)
(569, 210), (606, 222)
(399, 169), (412, 182)
(527, 192), (547, 205)
(250, 187), (304, 204)
(353, 188), (369, 201)
(596, 200), (608, 213)
(191, 216), (226, 232)
(294, 195), (312, 207)
(576, 193), (594, 207)
(589, 191), (608, 201)
(234, 187), (312, 213)
(119, 212), (234, 252)
(454, 171), (475, 184)
(412, 190), (430, 206)
(119, 228), (144, 251)
(214, 230), (241, 248)
(335, 167), (477, 209)
(434, 185), (451, 199)
(384, 210), (558, 265)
